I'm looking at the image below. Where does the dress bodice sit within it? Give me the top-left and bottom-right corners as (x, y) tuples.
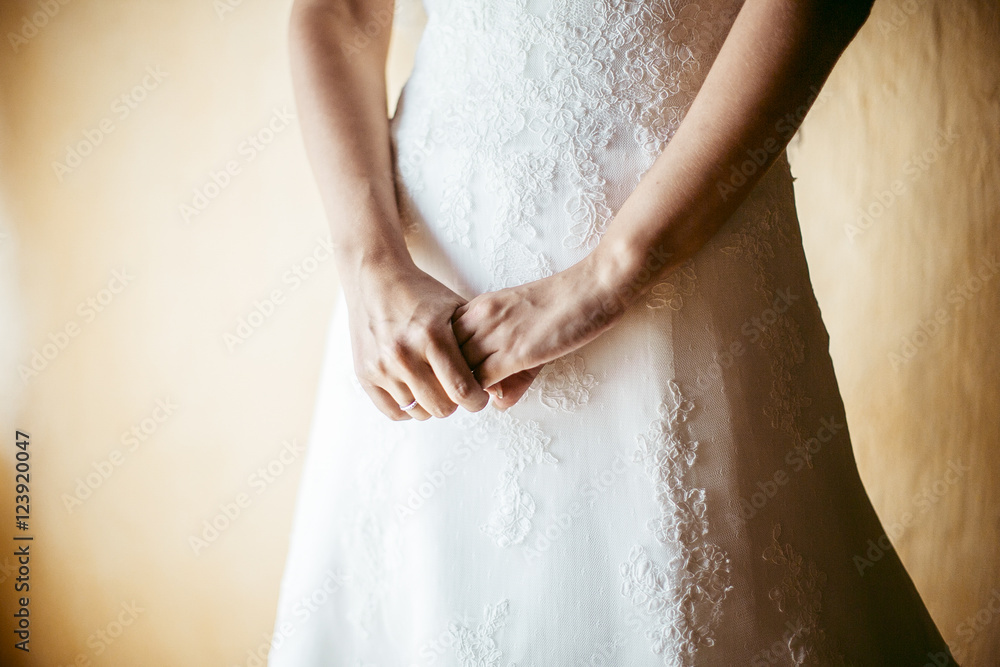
(391, 0), (746, 292)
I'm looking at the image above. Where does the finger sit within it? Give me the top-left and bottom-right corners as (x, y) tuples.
(451, 309), (475, 346)
(489, 365), (543, 411)
(396, 360), (459, 419)
(382, 379), (433, 421)
(459, 335), (492, 369)
(472, 350), (514, 391)
(425, 337), (490, 413)
(382, 340), (442, 421)
(358, 381), (413, 421)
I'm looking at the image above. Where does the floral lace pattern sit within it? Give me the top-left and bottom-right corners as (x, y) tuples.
(461, 409), (559, 548)
(762, 524), (845, 665)
(394, 0), (744, 289)
(530, 353), (598, 412)
(721, 197), (814, 466)
(450, 599), (511, 667)
(646, 260), (698, 311)
(621, 381), (732, 666)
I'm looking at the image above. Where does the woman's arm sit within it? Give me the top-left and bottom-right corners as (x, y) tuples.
(290, 0), (490, 419)
(453, 0), (875, 408)
(586, 0), (874, 307)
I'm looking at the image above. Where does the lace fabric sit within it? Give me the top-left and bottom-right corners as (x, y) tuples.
(393, 0), (743, 292)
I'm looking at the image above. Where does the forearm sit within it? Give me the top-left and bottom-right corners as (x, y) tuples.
(288, 0), (414, 291)
(584, 0), (873, 309)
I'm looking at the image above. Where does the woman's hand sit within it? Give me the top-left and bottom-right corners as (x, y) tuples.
(290, 0), (484, 422)
(451, 260), (624, 410)
(344, 263), (491, 421)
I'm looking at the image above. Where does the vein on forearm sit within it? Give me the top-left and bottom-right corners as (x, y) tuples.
(591, 0), (873, 304)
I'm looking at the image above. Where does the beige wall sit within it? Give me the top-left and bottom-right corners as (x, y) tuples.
(788, 1), (999, 664)
(0, 0), (996, 665)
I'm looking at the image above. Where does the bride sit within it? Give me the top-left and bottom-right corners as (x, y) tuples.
(269, 0), (957, 664)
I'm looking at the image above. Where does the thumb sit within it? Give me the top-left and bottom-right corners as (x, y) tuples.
(488, 365), (544, 411)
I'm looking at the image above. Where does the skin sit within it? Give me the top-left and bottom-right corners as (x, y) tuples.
(288, 0), (875, 421)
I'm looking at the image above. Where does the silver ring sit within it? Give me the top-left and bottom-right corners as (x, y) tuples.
(399, 399), (418, 411)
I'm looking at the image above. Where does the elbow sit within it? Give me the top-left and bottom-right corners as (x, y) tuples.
(846, 0), (875, 31)
(827, 0), (876, 35)
(289, 0), (387, 33)
(808, 0), (875, 47)
(289, 0), (344, 41)
(288, 0), (393, 57)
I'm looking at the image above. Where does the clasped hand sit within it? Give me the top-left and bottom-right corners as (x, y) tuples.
(347, 260), (620, 421)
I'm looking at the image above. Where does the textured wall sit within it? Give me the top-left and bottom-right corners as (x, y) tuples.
(0, 0), (995, 665)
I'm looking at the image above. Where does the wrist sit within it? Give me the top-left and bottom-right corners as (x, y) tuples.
(336, 242), (419, 296)
(581, 234), (678, 314)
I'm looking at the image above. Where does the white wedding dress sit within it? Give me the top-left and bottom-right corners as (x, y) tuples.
(269, 1), (953, 665)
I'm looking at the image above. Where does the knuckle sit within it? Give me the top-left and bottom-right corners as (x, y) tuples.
(356, 355), (384, 380)
(384, 407), (406, 421)
(512, 340), (532, 366)
(355, 365), (375, 384)
(423, 325), (453, 352)
(419, 325), (441, 345)
(452, 379), (473, 399)
(386, 337), (410, 363)
(478, 300), (498, 318)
